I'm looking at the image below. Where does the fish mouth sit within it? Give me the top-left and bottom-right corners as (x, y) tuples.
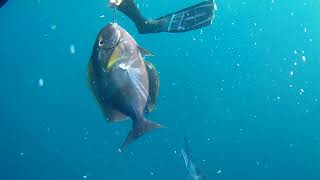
(101, 27), (121, 51)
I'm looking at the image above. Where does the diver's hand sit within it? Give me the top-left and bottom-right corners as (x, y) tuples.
(108, 0), (123, 7)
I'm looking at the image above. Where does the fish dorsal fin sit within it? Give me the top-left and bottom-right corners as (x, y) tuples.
(144, 60), (160, 113)
(138, 46), (154, 57)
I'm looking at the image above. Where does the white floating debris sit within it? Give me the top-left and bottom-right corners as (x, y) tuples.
(301, 55), (306, 62)
(256, 161), (260, 166)
(70, 44), (75, 54)
(99, 14), (105, 18)
(50, 24), (57, 30)
(294, 62), (297, 66)
(173, 150), (177, 154)
(38, 78), (44, 87)
(82, 175), (87, 179)
(20, 152), (24, 156)
(114, 130), (120, 136)
(304, 27), (307, 33)
(217, 169), (223, 175)
(289, 84), (293, 88)
(299, 88), (305, 95)
(289, 143), (294, 148)
(290, 71), (294, 76)
(150, 171), (154, 176)
(294, 50), (297, 54)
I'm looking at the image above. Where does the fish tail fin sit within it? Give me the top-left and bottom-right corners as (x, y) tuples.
(119, 118), (165, 152)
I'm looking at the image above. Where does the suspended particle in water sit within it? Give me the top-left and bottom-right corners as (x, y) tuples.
(301, 55), (306, 62)
(299, 88), (305, 95)
(289, 143), (294, 148)
(99, 14), (105, 18)
(114, 130), (120, 136)
(150, 171), (154, 176)
(294, 50), (297, 54)
(70, 44), (75, 54)
(50, 25), (57, 30)
(290, 71), (293, 76)
(20, 152), (24, 156)
(82, 175), (88, 179)
(217, 169), (223, 175)
(38, 78), (44, 87)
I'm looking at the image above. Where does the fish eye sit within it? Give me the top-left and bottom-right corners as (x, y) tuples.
(99, 40), (104, 46)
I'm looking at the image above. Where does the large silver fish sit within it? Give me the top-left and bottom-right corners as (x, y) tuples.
(88, 23), (164, 151)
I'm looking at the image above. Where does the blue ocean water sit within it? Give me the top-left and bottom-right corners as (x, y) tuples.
(1, 0), (320, 179)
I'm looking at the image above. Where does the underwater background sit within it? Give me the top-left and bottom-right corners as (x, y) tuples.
(1, 0), (320, 179)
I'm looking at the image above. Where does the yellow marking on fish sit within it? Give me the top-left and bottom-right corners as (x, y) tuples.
(107, 46), (121, 70)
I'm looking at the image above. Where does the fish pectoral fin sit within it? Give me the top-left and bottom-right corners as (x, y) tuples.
(105, 109), (128, 122)
(107, 46), (121, 70)
(138, 46), (154, 57)
(144, 61), (160, 113)
(119, 118), (165, 152)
